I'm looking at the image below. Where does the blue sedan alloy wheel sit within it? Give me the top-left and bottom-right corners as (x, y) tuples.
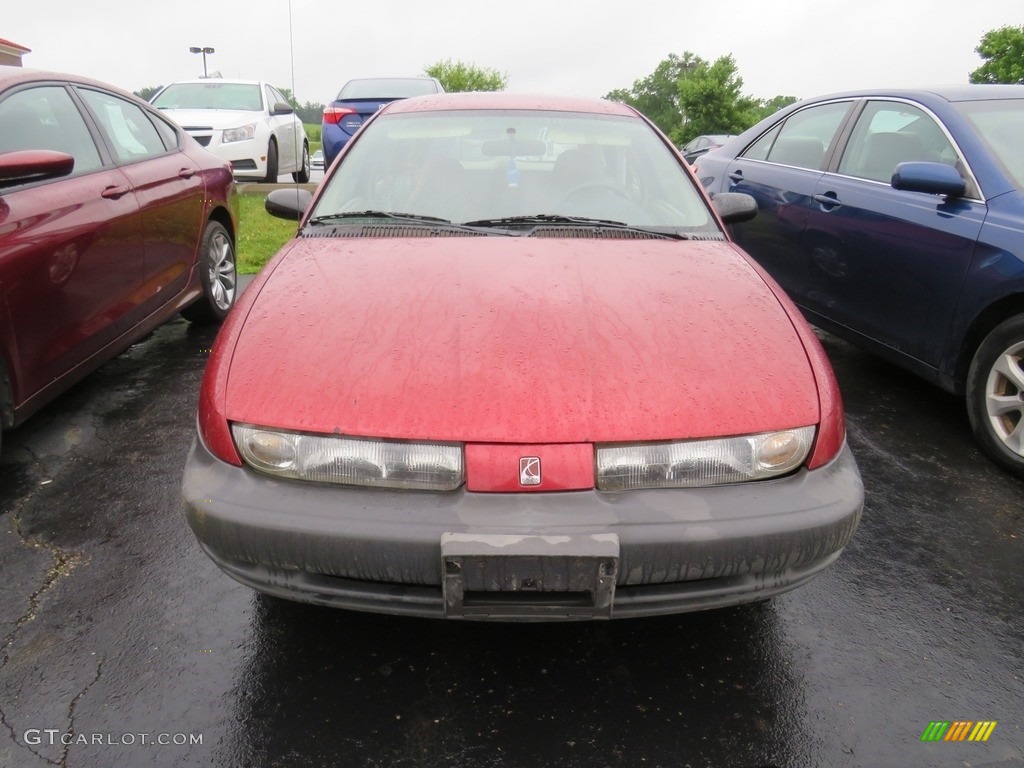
(967, 315), (1024, 479)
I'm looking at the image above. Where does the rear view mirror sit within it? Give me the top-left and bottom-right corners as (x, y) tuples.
(481, 139), (548, 157)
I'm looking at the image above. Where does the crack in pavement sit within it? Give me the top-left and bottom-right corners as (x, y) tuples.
(60, 656), (105, 768)
(0, 514), (87, 766)
(6, 514), (86, 642)
(0, 717), (61, 766)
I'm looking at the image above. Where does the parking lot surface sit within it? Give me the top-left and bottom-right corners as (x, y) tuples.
(0, 303), (1021, 768)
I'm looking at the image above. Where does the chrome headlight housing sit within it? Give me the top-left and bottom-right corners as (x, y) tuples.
(232, 424), (464, 491)
(596, 427), (815, 491)
(221, 123), (257, 144)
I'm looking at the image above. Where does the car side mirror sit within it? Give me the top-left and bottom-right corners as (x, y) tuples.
(272, 102), (294, 116)
(711, 192), (758, 224)
(0, 149), (75, 186)
(891, 161), (966, 198)
(265, 188), (313, 221)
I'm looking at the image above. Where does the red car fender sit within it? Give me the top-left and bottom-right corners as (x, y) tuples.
(198, 245), (290, 466)
(733, 245), (846, 468)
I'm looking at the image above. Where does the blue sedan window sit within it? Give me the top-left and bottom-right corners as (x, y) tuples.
(838, 101), (959, 183)
(743, 101), (852, 170)
(956, 99), (1024, 190)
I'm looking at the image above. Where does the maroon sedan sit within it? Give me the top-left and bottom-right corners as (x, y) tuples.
(184, 93), (862, 620)
(0, 68), (239, 454)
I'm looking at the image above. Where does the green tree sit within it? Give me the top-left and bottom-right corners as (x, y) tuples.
(753, 94), (799, 123)
(134, 86), (162, 102)
(424, 59), (508, 92)
(274, 89), (323, 124)
(604, 52), (704, 142)
(296, 101), (326, 125)
(970, 25), (1024, 84)
(277, 87), (301, 110)
(676, 55), (763, 144)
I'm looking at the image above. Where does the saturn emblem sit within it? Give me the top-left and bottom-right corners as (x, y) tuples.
(519, 456), (541, 486)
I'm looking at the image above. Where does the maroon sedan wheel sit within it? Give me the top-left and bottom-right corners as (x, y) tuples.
(181, 221), (236, 324)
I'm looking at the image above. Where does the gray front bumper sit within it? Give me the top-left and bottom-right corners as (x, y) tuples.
(182, 438), (863, 619)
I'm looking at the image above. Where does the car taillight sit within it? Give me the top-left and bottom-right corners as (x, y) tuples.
(322, 106), (356, 125)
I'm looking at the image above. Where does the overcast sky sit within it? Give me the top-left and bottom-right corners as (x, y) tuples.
(4, 1), (1021, 105)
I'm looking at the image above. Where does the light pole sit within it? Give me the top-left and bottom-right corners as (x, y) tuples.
(189, 46), (215, 78)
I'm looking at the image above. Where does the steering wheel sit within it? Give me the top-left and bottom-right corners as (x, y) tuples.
(556, 181), (634, 208)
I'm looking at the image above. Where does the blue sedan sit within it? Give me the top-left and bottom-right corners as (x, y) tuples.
(695, 86), (1024, 479)
(321, 77), (443, 167)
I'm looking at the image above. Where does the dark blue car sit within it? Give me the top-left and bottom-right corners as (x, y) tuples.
(695, 86), (1024, 479)
(321, 77), (444, 167)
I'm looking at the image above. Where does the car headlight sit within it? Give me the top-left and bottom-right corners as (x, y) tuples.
(221, 123), (257, 144)
(596, 427), (815, 491)
(232, 424), (464, 491)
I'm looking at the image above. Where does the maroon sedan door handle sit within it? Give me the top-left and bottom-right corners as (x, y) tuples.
(100, 185), (132, 199)
(178, 168), (196, 179)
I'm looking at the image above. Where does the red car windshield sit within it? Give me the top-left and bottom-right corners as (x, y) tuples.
(312, 109), (716, 232)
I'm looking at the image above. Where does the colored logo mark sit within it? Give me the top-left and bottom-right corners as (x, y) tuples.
(921, 721), (997, 742)
(519, 456), (541, 486)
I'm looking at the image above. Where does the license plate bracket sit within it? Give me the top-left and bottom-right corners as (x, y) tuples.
(441, 533), (619, 620)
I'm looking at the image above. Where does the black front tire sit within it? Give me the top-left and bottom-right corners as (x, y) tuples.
(263, 140), (279, 183)
(966, 314), (1024, 479)
(292, 142), (310, 183)
(181, 221), (237, 325)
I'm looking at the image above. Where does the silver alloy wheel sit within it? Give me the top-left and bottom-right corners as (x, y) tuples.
(984, 339), (1024, 456)
(208, 228), (236, 312)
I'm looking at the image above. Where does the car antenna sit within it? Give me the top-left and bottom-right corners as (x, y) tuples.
(288, 0), (301, 191)
(285, 0), (307, 217)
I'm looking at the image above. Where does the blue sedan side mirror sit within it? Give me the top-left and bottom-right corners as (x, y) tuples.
(891, 162), (966, 198)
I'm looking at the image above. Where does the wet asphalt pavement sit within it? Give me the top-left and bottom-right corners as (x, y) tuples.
(0, 288), (1021, 768)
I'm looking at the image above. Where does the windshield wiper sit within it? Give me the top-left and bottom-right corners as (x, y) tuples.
(462, 214), (692, 240)
(303, 210), (515, 237)
(307, 210), (454, 225)
(463, 214), (627, 227)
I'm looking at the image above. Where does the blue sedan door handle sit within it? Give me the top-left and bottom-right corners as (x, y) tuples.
(813, 193), (842, 210)
(728, 170), (744, 184)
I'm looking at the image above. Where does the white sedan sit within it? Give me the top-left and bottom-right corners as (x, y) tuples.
(152, 79), (309, 183)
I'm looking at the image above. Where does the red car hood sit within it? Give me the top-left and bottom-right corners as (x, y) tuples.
(225, 236), (819, 443)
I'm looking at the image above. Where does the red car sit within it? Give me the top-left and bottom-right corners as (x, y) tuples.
(0, 69), (239, 454)
(183, 93), (862, 620)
